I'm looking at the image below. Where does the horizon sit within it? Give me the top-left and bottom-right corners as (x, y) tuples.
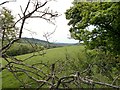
(22, 37), (79, 44)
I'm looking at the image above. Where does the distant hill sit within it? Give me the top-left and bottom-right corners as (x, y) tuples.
(53, 42), (76, 47)
(20, 37), (76, 48)
(20, 37), (49, 45)
(6, 37), (78, 56)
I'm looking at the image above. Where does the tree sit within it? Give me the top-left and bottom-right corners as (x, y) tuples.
(65, 2), (120, 55)
(65, 2), (120, 88)
(0, 0), (62, 89)
(0, 1), (120, 89)
(0, 7), (18, 46)
(0, 0), (58, 53)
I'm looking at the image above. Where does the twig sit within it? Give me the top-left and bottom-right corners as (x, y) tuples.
(0, 1), (9, 5)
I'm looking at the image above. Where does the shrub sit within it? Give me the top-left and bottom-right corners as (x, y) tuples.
(6, 43), (44, 56)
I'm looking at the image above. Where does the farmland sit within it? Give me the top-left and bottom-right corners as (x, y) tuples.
(2, 45), (85, 88)
(2, 45), (120, 88)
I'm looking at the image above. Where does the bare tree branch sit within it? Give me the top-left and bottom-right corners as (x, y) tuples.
(0, 1), (9, 5)
(43, 26), (57, 48)
(0, 0), (16, 5)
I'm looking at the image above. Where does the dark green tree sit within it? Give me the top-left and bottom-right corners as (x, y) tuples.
(65, 2), (120, 55)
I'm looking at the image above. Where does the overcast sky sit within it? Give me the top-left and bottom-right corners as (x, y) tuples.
(0, 0), (79, 43)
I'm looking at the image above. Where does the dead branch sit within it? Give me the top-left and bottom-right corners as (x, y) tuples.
(0, 0), (16, 5)
(0, 1), (9, 5)
(112, 74), (120, 85)
(56, 71), (120, 89)
(0, 0), (58, 53)
(1, 0), (119, 89)
(1, 39), (19, 53)
(43, 26), (57, 48)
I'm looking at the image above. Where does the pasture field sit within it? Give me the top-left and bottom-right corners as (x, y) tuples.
(2, 45), (85, 88)
(2, 45), (120, 88)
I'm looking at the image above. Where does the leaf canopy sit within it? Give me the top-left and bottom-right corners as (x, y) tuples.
(65, 2), (120, 55)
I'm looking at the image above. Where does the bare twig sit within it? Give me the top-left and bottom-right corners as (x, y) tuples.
(43, 26), (57, 48)
(112, 74), (120, 85)
(0, 1), (9, 5)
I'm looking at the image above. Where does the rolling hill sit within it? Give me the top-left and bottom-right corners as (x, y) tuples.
(20, 37), (77, 47)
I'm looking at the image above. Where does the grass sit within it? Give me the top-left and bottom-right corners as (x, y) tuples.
(2, 45), (120, 88)
(2, 45), (85, 88)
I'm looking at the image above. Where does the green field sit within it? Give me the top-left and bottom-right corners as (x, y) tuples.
(2, 45), (120, 88)
(2, 45), (86, 88)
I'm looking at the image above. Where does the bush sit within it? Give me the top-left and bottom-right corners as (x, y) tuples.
(6, 43), (44, 56)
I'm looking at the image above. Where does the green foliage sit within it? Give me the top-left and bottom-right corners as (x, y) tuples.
(6, 42), (45, 56)
(0, 7), (18, 45)
(62, 48), (120, 87)
(65, 2), (120, 55)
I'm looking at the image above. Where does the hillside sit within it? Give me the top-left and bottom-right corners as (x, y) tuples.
(20, 37), (48, 45)
(6, 38), (78, 56)
(20, 37), (77, 47)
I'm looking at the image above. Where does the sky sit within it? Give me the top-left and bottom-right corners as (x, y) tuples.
(0, 0), (79, 43)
